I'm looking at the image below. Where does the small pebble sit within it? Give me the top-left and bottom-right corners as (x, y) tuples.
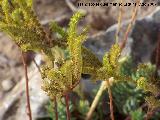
(2, 79), (14, 92)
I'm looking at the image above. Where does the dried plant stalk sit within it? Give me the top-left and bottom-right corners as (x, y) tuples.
(120, 0), (141, 50)
(86, 81), (107, 120)
(115, 0), (124, 43)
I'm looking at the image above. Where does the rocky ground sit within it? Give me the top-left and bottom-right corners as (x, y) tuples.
(0, 0), (159, 120)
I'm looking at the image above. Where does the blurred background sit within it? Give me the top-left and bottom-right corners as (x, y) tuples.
(0, 0), (160, 120)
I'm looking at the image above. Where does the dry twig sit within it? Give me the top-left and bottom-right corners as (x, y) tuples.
(120, 0), (141, 50)
(65, 0), (87, 15)
(65, 0), (78, 12)
(115, 0), (124, 43)
(86, 81), (107, 120)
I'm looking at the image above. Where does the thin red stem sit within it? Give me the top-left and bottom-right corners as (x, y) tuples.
(21, 51), (32, 120)
(64, 94), (71, 120)
(120, 0), (140, 51)
(54, 97), (58, 120)
(155, 34), (160, 73)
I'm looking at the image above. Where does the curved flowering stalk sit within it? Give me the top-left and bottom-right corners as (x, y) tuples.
(41, 12), (87, 99)
(99, 44), (121, 120)
(50, 20), (102, 80)
(96, 44), (121, 80)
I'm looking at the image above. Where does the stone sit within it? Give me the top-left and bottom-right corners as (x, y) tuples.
(84, 7), (160, 66)
(0, 66), (49, 120)
(0, 33), (21, 65)
(1, 79), (15, 92)
(131, 7), (160, 66)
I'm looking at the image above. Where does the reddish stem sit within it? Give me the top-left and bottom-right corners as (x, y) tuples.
(155, 34), (160, 74)
(21, 51), (32, 120)
(64, 94), (71, 120)
(120, 0), (140, 51)
(54, 97), (58, 120)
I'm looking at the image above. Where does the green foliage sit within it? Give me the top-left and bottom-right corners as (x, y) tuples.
(119, 56), (135, 76)
(130, 109), (144, 120)
(81, 47), (102, 80)
(49, 12), (102, 80)
(0, 0), (49, 52)
(0, 0), (102, 99)
(46, 98), (91, 120)
(135, 64), (160, 109)
(47, 99), (75, 120)
(119, 58), (160, 111)
(1, 1), (160, 119)
(96, 43), (121, 80)
(75, 100), (90, 119)
(132, 63), (156, 81)
(50, 21), (67, 39)
(112, 81), (145, 114)
(41, 11), (88, 99)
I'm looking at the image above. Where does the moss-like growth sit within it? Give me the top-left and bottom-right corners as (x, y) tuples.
(41, 12), (87, 98)
(0, 0), (49, 51)
(96, 44), (121, 80)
